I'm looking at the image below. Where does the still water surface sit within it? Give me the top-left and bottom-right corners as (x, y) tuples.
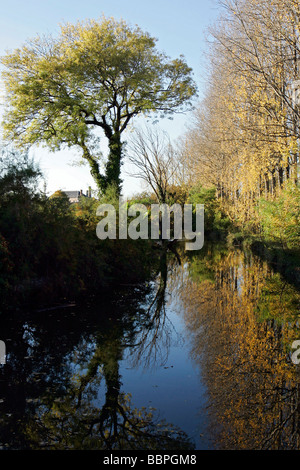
(0, 244), (299, 450)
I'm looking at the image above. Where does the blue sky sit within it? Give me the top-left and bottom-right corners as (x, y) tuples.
(0, 0), (220, 196)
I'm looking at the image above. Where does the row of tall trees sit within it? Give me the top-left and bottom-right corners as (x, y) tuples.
(182, 0), (300, 225)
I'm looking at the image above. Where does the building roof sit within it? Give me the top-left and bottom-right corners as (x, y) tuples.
(64, 191), (82, 199)
(50, 189), (91, 202)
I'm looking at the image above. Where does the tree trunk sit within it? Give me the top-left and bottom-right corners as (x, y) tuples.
(81, 144), (106, 195)
(88, 157), (106, 194)
(278, 167), (284, 188)
(104, 132), (123, 195)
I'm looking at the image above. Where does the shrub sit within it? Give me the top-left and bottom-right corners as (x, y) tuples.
(258, 182), (300, 249)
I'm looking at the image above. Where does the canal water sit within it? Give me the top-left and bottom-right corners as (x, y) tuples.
(0, 244), (299, 450)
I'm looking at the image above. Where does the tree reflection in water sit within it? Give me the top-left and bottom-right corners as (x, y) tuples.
(0, 244), (193, 450)
(1, 243), (299, 449)
(125, 249), (183, 370)
(180, 245), (300, 450)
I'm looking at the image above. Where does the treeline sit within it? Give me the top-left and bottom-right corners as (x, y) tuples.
(180, 0), (300, 249)
(0, 149), (157, 312)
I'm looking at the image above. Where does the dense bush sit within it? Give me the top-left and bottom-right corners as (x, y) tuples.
(188, 184), (231, 235)
(258, 182), (300, 250)
(0, 151), (158, 312)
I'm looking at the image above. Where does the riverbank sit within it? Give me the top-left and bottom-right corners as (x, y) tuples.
(226, 230), (300, 289)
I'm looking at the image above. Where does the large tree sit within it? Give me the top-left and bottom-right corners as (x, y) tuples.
(1, 17), (197, 195)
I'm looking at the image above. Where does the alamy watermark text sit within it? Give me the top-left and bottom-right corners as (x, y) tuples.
(96, 199), (204, 251)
